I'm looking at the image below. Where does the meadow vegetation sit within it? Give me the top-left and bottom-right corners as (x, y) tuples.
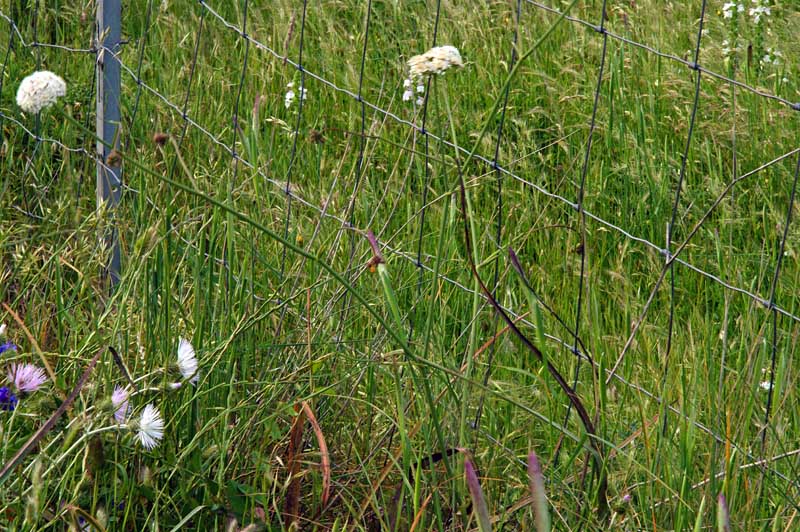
(1, 0), (799, 529)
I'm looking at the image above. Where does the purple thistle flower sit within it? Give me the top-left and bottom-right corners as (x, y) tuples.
(0, 342), (17, 355)
(8, 363), (47, 393)
(0, 386), (18, 411)
(111, 385), (131, 423)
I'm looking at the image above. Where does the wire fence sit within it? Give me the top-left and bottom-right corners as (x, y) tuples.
(2, 0), (800, 516)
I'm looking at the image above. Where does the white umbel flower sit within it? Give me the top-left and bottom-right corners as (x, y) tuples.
(137, 403), (164, 450)
(407, 45), (463, 81)
(16, 71), (67, 114)
(177, 337), (199, 384)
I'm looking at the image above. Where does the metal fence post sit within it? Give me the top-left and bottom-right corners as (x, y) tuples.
(96, 0), (122, 288)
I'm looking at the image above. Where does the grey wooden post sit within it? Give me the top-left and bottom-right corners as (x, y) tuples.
(96, 0), (122, 287)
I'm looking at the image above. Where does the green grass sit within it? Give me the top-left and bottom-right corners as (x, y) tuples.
(1, 0), (800, 529)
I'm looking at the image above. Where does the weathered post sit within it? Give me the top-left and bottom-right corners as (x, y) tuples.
(96, 0), (122, 287)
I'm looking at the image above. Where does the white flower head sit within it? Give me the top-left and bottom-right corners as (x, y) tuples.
(285, 82), (307, 109)
(749, 2), (770, 23)
(136, 403), (164, 450)
(16, 71), (67, 114)
(407, 45), (464, 81)
(722, 2), (742, 18)
(722, 2), (736, 18)
(0, 323), (6, 336)
(177, 337), (199, 384)
(760, 380), (773, 391)
(402, 89), (414, 102)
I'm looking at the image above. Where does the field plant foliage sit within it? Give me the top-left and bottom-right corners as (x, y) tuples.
(1, 0), (799, 529)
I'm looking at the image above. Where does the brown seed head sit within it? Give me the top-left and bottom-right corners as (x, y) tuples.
(105, 149), (122, 167)
(152, 132), (169, 146)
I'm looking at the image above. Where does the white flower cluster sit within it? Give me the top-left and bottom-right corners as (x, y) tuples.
(721, 39), (743, 58)
(749, 0), (771, 24)
(108, 337), (201, 451)
(401, 78), (425, 106)
(407, 45), (463, 80)
(16, 71), (66, 114)
(722, 2), (743, 19)
(761, 47), (782, 66)
(284, 81), (308, 109)
(401, 45), (463, 106)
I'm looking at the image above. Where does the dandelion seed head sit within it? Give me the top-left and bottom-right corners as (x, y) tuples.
(16, 71), (67, 114)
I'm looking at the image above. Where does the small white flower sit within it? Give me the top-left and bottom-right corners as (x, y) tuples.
(722, 2), (741, 18)
(137, 403), (164, 450)
(416, 84), (425, 93)
(749, 2), (770, 23)
(415, 96), (424, 106)
(402, 89), (414, 102)
(0, 323), (5, 336)
(403, 78), (412, 88)
(285, 83), (307, 109)
(16, 71), (66, 114)
(760, 380), (773, 391)
(177, 337), (199, 384)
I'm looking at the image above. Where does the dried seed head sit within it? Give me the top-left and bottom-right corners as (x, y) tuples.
(106, 149), (122, 167)
(152, 132), (169, 146)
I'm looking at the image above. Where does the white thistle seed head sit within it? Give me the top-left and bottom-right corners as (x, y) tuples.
(16, 71), (67, 114)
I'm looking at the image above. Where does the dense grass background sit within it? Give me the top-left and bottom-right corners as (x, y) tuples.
(1, 0), (799, 529)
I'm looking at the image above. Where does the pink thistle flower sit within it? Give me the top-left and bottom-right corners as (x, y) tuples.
(112, 385), (131, 423)
(8, 363), (47, 392)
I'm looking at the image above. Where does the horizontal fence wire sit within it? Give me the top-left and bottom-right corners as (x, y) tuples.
(2, 0), (800, 500)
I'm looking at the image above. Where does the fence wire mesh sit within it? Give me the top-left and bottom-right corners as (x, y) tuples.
(2, 0), (800, 523)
